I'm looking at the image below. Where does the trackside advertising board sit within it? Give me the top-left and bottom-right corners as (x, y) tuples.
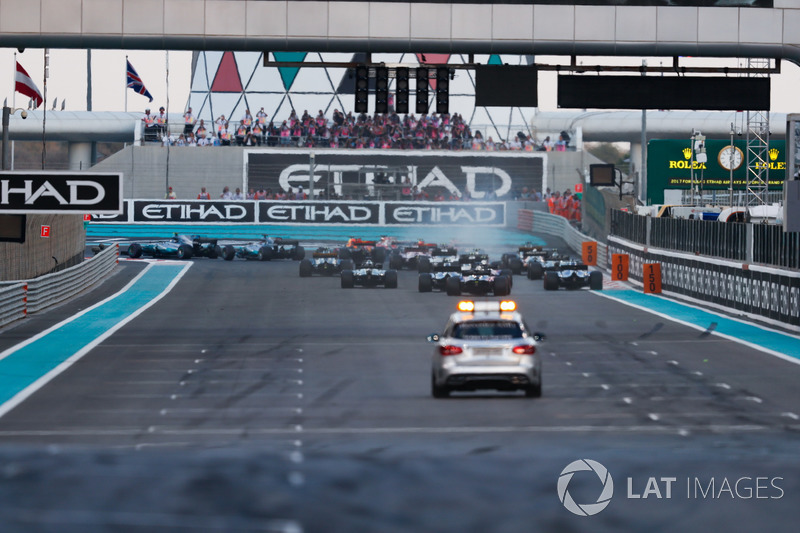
(90, 200), (506, 226)
(0, 172), (123, 214)
(245, 149), (545, 200)
(646, 140), (786, 205)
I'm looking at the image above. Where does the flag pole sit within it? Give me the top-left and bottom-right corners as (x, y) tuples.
(42, 48), (48, 170)
(125, 54), (128, 113)
(11, 51), (15, 169)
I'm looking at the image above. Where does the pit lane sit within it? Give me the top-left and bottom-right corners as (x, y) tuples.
(0, 242), (798, 532)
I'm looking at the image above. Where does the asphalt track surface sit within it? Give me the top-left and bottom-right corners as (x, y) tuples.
(1, 238), (799, 532)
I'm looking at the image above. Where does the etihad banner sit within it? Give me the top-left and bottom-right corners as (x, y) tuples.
(92, 200), (506, 226)
(0, 171), (122, 214)
(246, 149), (545, 200)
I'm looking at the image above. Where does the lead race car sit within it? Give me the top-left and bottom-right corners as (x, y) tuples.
(341, 259), (398, 289)
(221, 236), (305, 261)
(445, 262), (512, 296)
(543, 258), (603, 291)
(299, 247), (354, 277)
(126, 234), (219, 260)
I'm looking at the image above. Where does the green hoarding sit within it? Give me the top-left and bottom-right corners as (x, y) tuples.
(646, 139), (785, 204)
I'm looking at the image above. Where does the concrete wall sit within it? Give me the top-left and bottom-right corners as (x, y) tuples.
(0, 214), (85, 281)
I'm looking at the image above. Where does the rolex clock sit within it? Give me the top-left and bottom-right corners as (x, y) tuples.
(718, 145), (744, 170)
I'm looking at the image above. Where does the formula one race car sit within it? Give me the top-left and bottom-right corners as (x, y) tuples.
(387, 240), (438, 270)
(443, 263), (512, 296)
(126, 234), (219, 260)
(500, 243), (559, 275)
(417, 246), (459, 274)
(339, 238), (386, 266)
(341, 260), (398, 289)
(542, 259), (603, 291)
(526, 249), (567, 279)
(221, 236), (305, 261)
(299, 248), (355, 277)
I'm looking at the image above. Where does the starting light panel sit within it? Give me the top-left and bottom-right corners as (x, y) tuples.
(475, 66), (538, 107)
(589, 164), (616, 186)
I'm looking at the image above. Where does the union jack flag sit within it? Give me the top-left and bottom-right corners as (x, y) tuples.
(126, 59), (153, 102)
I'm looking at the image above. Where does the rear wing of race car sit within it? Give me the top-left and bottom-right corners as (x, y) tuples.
(519, 245), (543, 252)
(348, 239), (377, 247)
(313, 252), (339, 258)
(273, 237), (300, 246)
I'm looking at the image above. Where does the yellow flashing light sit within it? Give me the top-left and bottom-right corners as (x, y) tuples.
(457, 300), (475, 312)
(499, 300), (517, 311)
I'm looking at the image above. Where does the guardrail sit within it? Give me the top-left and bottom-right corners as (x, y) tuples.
(517, 209), (608, 268)
(0, 244), (119, 327)
(0, 283), (27, 328)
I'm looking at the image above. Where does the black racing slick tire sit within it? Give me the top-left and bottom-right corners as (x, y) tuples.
(418, 273), (433, 293)
(299, 259), (313, 277)
(417, 256), (431, 273)
(493, 275), (510, 296)
(509, 258), (523, 275)
(222, 245), (236, 261)
(544, 271), (559, 291)
(127, 243), (143, 258)
(445, 276), (462, 296)
(589, 270), (603, 291)
(341, 270), (355, 288)
(340, 259), (355, 271)
(372, 247), (386, 264)
(258, 246), (273, 261)
(432, 374), (450, 398)
(385, 270), (398, 289)
(294, 246), (305, 260)
(176, 244), (194, 260)
(528, 262), (544, 280)
(389, 254), (403, 270)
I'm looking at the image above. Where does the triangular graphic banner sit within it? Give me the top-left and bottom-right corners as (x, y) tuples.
(273, 52), (308, 91)
(416, 54), (450, 91)
(211, 52), (243, 93)
(488, 55), (503, 66)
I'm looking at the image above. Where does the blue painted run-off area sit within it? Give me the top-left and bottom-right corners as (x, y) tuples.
(603, 290), (800, 362)
(0, 264), (186, 407)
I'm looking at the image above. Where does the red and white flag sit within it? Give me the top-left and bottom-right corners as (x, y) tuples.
(15, 61), (43, 108)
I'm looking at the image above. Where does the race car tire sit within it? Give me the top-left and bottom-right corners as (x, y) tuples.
(543, 271), (559, 291)
(525, 378), (542, 398)
(372, 247), (386, 264)
(494, 275), (511, 296)
(418, 273), (433, 293)
(389, 255), (403, 270)
(294, 246), (305, 261)
(500, 269), (514, 289)
(176, 244), (194, 260)
(385, 270), (398, 289)
(589, 270), (603, 291)
(222, 245), (236, 261)
(432, 374), (450, 398)
(208, 246), (219, 259)
(338, 248), (352, 260)
(528, 262), (544, 280)
(509, 258), (523, 275)
(501, 253), (512, 267)
(341, 270), (355, 288)
(417, 256), (431, 273)
(127, 243), (143, 258)
(340, 259), (355, 271)
(445, 276), (462, 296)
(299, 259), (313, 277)
(258, 246), (273, 261)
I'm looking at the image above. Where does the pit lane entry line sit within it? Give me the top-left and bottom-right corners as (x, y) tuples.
(594, 289), (800, 366)
(0, 262), (192, 420)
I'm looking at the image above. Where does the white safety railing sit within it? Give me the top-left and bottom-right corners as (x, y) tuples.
(0, 283), (27, 328)
(518, 209), (608, 268)
(0, 244), (119, 325)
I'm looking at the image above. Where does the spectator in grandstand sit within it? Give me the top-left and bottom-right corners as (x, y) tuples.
(246, 188), (256, 200)
(221, 186), (233, 199)
(231, 187), (246, 200)
(236, 122), (248, 145)
(519, 187), (531, 200)
(220, 121), (234, 146)
(256, 107), (268, 126)
(197, 134), (211, 147)
(165, 186), (177, 199)
(195, 119), (208, 139)
(215, 114), (227, 131)
(141, 107), (158, 142)
(243, 131), (258, 146)
(175, 134), (187, 146)
(241, 109), (253, 130)
(531, 188), (542, 202)
(197, 187), (211, 200)
(251, 122), (264, 145)
(155, 107), (168, 137)
(541, 136), (553, 151)
(254, 188), (267, 200)
(183, 107), (196, 134)
(295, 186), (306, 200)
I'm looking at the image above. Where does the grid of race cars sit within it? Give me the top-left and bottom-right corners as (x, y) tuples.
(96, 235), (604, 398)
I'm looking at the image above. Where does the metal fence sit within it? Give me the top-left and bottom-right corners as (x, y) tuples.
(0, 244), (119, 327)
(753, 224), (800, 270)
(609, 209), (800, 269)
(650, 217), (747, 261)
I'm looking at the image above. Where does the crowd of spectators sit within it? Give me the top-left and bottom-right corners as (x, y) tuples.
(144, 105), (571, 152)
